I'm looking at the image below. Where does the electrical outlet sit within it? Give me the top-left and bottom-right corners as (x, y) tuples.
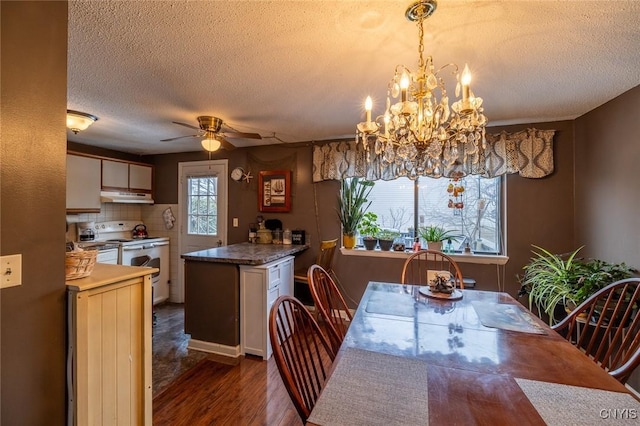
(233, 218), (239, 227)
(1, 254), (22, 288)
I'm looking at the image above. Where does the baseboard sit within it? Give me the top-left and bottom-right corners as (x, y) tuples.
(188, 339), (241, 358)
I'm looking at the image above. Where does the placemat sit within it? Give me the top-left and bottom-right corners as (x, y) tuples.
(471, 301), (546, 334)
(516, 378), (640, 425)
(365, 290), (415, 318)
(307, 348), (429, 425)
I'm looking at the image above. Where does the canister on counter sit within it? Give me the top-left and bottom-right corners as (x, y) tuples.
(283, 229), (292, 245)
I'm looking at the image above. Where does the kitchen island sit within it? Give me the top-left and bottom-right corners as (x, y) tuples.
(181, 242), (309, 357)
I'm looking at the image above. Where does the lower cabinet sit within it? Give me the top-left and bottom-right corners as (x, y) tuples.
(67, 267), (153, 425)
(240, 256), (293, 360)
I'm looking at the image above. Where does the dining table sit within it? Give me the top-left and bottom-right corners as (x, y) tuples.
(307, 281), (640, 425)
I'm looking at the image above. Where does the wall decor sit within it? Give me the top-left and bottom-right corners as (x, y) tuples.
(258, 170), (291, 212)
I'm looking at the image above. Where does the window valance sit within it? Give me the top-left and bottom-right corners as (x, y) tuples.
(312, 128), (555, 182)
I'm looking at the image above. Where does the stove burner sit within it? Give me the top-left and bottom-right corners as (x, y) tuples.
(106, 238), (133, 243)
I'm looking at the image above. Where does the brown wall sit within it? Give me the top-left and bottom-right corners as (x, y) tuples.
(1, 2), (68, 424)
(574, 84), (640, 389)
(574, 85), (640, 264)
(150, 120), (577, 307)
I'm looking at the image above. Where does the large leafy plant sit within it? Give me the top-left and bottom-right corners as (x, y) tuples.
(336, 178), (374, 237)
(518, 245), (633, 325)
(357, 212), (381, 238)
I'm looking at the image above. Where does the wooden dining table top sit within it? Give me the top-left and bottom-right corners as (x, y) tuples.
(307, 282), (640, 426)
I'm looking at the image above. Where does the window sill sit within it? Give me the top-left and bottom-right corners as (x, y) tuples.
(340, 247), (509, 265)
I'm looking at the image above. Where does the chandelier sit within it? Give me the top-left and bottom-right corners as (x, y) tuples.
(356, 0), (487, 179)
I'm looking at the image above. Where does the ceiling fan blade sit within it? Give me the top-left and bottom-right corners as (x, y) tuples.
(160, 134), (199, 142)
(218, 137), (236, 151)
(172, 121), (201, 131)
(222, 131), (262, 140)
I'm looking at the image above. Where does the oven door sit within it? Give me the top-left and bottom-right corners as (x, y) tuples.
(122, 242), (169, 305)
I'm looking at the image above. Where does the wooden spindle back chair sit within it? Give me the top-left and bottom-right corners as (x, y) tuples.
(308, 264), (353, 353)
(552, 278), (640, 384)
(400, 249), (464, 289)
(268, 296), (336, 422)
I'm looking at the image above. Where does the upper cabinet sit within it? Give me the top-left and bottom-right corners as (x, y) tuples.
(67, 154), (101, 213)
(101, 159), (153, 193)
(67, 152), (154, 213)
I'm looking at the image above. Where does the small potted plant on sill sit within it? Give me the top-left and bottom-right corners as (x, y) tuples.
(357, 212), (381, 250)
(336, 178), (374, 249)
(377, 229), (400, 251)
(517, 245), (633, 325)
(418, 225), (459, 251)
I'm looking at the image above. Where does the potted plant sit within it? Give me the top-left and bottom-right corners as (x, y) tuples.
(377, 229), (400, 251)
(418, 225), (459, 251)
(517, 245), (633, 325)
(336, 178), (374, 249)
(358, 212), (381, 250)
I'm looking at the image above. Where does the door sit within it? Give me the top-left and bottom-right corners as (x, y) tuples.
(177, 160), (228, 302)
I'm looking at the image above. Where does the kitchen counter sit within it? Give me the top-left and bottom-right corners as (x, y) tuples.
(181, 242), (309, 265)
(66, 262), (159, 291)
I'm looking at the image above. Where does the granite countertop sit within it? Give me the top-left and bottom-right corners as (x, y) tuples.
(66, 263), (159, 292)
(181, 242), (310, 265)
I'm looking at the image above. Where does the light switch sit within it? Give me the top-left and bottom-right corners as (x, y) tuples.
(233, 218), (239, 227)
(1, 254), (22, 288)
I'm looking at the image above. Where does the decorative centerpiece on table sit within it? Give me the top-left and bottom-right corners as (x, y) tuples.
(420, 270), (463, 300)
(430, 272), (455, 294)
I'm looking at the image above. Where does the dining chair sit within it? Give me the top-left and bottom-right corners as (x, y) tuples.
(308, 264), (353, 353)
(268, 295), (336, 422)
(293, 238), (338, 304)
(552, 278), (640, 384)
(400, 249), (464, 289)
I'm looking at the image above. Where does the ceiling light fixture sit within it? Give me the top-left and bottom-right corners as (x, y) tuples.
(201, 135), (221, 152)
(66, 110), (98, 134)
(356, 0), (487, 179)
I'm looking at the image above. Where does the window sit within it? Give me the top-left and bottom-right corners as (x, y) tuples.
(187, 176), (219, 235)
(360, 175), (502, 254)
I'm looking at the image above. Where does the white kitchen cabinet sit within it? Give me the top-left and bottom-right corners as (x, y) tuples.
(129, 163), (152, 191)
(101, 159), (129, 189)
(66, 154), (101, 213)
(102, 160), (153, 192)
(240, 256), (293, 359)
(67, 264), (154, 426)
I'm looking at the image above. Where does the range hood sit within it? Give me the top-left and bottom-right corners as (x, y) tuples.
(100, 191), (154, 204)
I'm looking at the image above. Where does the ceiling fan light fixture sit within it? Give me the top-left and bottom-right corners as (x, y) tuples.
(201, 137), (221, 152)
(66, 110), (98, 134)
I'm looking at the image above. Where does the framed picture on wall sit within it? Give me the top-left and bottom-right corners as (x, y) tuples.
(258, 170), (291, 212)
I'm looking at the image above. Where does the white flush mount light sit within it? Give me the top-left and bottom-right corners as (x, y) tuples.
(67, 110), (98, 134)
(201, 136), (221, 152)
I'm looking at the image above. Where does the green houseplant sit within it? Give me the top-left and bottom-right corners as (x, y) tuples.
(517, 245), (633, 325)
(336, 178), (374, 249)
(358, 212), (381, 250)
(418, 225), (459, 251)
(377, 229), (400, 251)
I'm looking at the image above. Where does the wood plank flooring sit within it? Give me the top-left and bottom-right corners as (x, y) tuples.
(152, 303), (303, 425)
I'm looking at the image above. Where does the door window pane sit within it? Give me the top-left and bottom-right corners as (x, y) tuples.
(187, 176), (218, 235)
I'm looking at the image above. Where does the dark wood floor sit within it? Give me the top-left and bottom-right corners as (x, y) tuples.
(152, 303), (303, 425)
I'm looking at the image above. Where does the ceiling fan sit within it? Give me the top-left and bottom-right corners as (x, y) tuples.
(161, 116), (262, 151)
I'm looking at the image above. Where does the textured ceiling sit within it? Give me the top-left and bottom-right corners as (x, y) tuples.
(67, 1), (640, 155)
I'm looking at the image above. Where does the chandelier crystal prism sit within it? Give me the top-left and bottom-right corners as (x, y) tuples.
(356, 0), (487, 179)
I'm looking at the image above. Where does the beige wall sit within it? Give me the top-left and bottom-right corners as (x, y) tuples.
(1, 1), (68, 424)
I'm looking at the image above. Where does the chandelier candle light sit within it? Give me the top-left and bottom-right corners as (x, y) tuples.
(356, 0), (487, 179)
